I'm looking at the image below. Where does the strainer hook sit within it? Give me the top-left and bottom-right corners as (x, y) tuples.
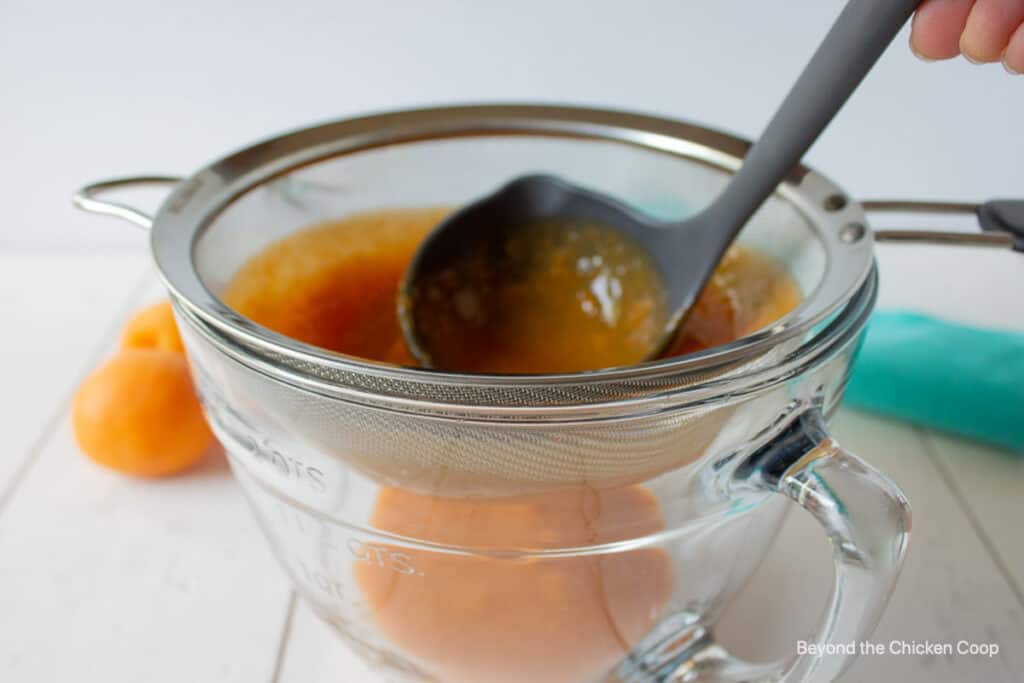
(72, 176), (182, 230)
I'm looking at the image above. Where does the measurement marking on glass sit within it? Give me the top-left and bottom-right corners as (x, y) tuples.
(348, 538), (421, 576)
(273, 500), (424, 578)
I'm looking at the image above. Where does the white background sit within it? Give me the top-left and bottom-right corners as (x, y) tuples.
(3, 0), (1022, 251)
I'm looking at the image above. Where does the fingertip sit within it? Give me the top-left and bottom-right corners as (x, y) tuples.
(960, 34), (989, 63)
(1002, 23), (1024, 74)
(961, 0), (1024, 64)
(909, 29), (939, 61)
(912, 0), (975, 60)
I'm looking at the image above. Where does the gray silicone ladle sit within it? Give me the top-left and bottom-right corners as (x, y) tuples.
(400, 0), (922, 370)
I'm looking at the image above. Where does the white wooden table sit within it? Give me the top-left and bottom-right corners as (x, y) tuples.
(0, 244), (1021, 683)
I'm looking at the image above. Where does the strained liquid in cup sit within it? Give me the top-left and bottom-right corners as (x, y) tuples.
(220, 207), (802, 681)
(357, 486), (672, 683)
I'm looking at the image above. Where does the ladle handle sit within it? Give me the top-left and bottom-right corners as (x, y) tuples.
(704, 0), (921, 246)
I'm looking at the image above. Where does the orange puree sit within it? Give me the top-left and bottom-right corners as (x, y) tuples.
(356, 486), (673, 683)
(222, 208), (801, 368)
(222, 208), (801, 681)
(407, 218), (669, 373)
(223, 209), (444, 366)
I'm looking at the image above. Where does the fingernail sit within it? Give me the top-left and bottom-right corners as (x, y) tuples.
(962, 50), (985, 65)
(912, 47), (937, 62)
(959, 35), (987, 64)
(1002, 50), (1021, 75)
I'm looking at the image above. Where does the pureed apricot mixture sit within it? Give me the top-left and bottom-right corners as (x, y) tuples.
(223, 208), (800, 683)
(406, 218), (670, 373)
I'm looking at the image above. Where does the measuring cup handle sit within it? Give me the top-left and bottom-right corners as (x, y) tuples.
(612, 408), (910, 683)
(72, 175), (182, 230)
(755, 408), (911, 681)
(687, 408), (911, 683)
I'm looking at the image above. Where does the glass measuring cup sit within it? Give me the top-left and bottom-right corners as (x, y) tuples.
(76, 105), (911, 682)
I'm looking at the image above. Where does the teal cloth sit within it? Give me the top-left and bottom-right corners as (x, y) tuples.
(845, 311), (1024, 453)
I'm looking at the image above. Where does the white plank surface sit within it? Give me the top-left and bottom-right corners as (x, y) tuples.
(0, 251), (149, 496)
(923, 431), (1024, 602)
(275, 600), (376, 682)
(0, 419), (294, 682)
(0, 274), (295, 683)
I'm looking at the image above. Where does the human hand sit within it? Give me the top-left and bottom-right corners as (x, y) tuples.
(911, 0), (1024, 73)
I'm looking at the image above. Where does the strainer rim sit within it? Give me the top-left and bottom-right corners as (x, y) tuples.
(175, 266), (877, 420)
(150, 103), (875, 407)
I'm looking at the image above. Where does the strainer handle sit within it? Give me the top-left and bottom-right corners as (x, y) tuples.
(72, 175), (182, 230)
(647, 409), (910, 683)
(866, 198), (1024, 252)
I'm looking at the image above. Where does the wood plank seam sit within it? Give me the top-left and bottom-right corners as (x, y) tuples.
(0, 267), (153, 521)
(271, 591), (299, 683)
(916, 426), (1024, 612)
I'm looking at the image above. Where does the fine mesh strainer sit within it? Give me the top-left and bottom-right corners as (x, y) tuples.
(71, 104), (1019, 496)
(165, 104), (872, 412)
(73, 103), (1024, 498)
(81, 106), (876, 495)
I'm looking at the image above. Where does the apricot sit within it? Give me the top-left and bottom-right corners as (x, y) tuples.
(72, 349), (213, 477)
(121, 301), (185, 353)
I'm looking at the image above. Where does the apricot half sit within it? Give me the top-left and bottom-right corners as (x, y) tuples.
(72, 349), (213, 477)
(121, 301), (185, 353)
